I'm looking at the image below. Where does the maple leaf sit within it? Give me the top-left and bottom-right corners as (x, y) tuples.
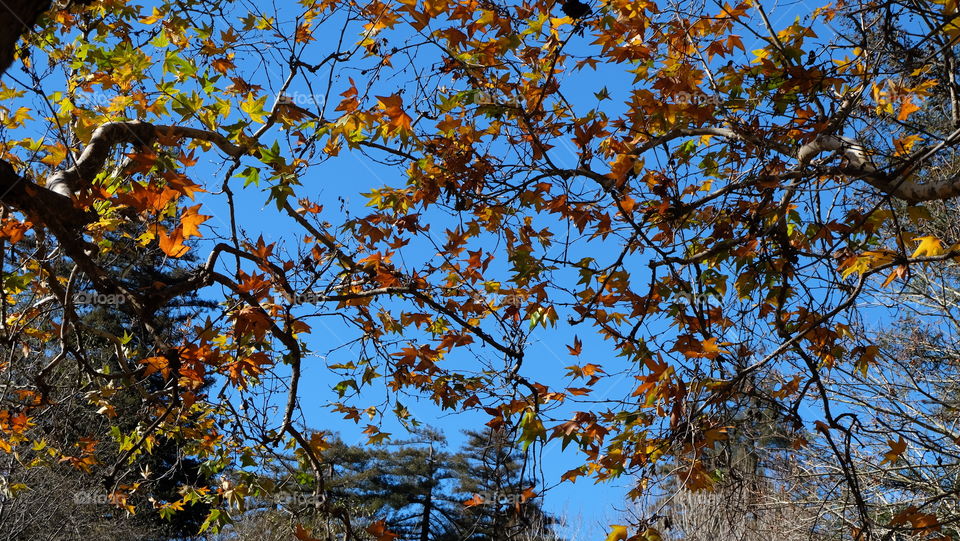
(897, 96), (921, 120)
(463, 494), (484, 507)
(912, 236), (945, 258)
(0, 218), (30, 244)
(881, 435), (907, 465)
(881, 265), (907, 288)
(164, 172), (206, 199)
(365, 520), (399, 541)
(211, 56), (235, 74)
(376, 94), (413, 135)
(140, 356), (172, 380)
(890, 506), (941, 533)
(226, 352), (273, 388)
(180, 204), (211, 238)
(307, 431), (330, 454)
(605, 525), (629, 541)
(293, 525), (322, 541)
(158, 226), (190, 257)
(232, 306), (272, 341)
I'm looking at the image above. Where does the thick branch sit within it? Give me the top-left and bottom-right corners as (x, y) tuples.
(47, 121), (247, 196)
(0, 0), (52, 77)
(640, 126), (960, 203)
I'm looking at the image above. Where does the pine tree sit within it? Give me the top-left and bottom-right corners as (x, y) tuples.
(363, 427), (461, 541)
(0, 222), (216, 540)
(447, 428), (561, 541)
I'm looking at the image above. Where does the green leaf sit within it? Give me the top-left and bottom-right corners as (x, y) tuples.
(237, 166), (260, 187)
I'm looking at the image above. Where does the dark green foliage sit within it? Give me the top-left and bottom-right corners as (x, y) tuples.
(227, 426), (563, 540)
(0, 223), (216, 540)
(446, 428), (560, 541)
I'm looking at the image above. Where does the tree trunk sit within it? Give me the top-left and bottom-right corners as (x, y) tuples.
(0, 0), (53, 77)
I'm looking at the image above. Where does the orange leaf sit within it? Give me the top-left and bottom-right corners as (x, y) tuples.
(376, 94), (413, 135)
(140, 356), (171, 379)
(897, 96), (921, 121)
(881, 435), (907, 465)
(881, 265), (907, 288)
(158, 226), (190, 257)
(463, 494), (484, 507)
(365, 520), (399, 541)
(211, 56), (235, 74)
(181, 204), (211, 238)
(293, 525), (322, 541)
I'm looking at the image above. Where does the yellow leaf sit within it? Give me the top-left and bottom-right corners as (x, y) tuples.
(839, 250), (894, 279)
(240, 94), (268, 124)
(893, 134), (922, 156)
(912, 236), (944, 258)
(140, 7), (164, 24)
(606, 525), (629, 541)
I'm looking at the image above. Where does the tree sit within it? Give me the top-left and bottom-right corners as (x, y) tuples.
(449, 428), (560, 541)
(6, 0), (960, 537)
(226, 428), (562, 541)
(0, 223), (215, 540)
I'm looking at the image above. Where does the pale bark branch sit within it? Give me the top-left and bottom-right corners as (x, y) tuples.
(46, 121), (247, 197)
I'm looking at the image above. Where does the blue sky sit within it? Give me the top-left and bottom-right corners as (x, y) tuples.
(197, 141), (639, 538)
(0, 0), (875, 537)
(197, 3), (831, 535)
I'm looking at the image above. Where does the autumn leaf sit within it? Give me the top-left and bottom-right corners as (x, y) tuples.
(180, 204), (211, 238)
(5, 0), (960, 533)
(890, 506), (941, 533)
(897, 96), (921, 120)
(376, 94), (413, 135)
(463, 493), (484, 507)
(164, 172), (206, 199)
(881, 265), (907, 288)
(881, 435), (907, 465)
(211, 56), (235, 75)
(158, 226), (190, 257)
(225, 352), (273, 388)
(293, 525), (322, 541)
(605, 525), (629, 541)
(365, 520), (399, 541)
(140, 356), (172, 380)
(912, 236), (945, 258)
(232, 306), (272, 341)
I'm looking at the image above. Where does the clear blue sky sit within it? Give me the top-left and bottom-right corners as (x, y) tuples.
(174, 1), (844, 537)
(3, 0), (855, 537)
